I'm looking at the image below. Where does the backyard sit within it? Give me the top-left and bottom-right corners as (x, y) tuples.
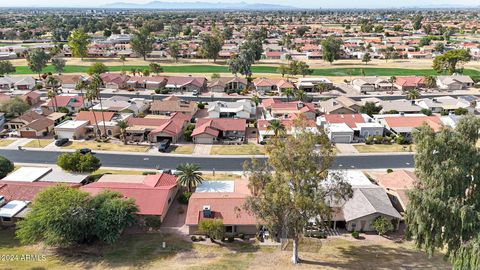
(0, 228), (450, 270)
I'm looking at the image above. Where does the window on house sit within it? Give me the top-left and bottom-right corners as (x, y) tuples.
(225, 226), (234, 233)
(2, 217), (11, 222)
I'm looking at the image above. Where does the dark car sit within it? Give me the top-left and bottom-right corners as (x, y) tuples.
(157, 139), (171, 152)
(78, 148), (92, 154)
(55, 138), (69, 146)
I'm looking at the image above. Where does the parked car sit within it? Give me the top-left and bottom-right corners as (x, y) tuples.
(157, 139), (171, 152)
(192, 90), (200, 96)
(55, 138), (69, 146)
(78, 148), (92, 154)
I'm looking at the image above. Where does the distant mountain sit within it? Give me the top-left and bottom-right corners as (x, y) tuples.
(101, 1), (299, 10)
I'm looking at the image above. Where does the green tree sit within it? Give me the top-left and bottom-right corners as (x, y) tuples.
(176, 163), (204, 192)
(372, 216), (394, 235)
(149, 63), (163, 75)
(198, 219), (225, 241)
(420, 108), (432, 116)
(200, 29), (224, 62)
(321, 37), (343, 64)
(168, 41), (180, 63)
(406, 89), (420, 100)
(266, 119), (286, 137)
(87, 63), (108, 75)
(67, 28), (89, 60)
(0, 156), (14, 178)
(131, 27), (154, 60)
(1, 97), (29, 116)
(359, 102), (382, 117)
(51, 58), (66, 74)
(282, 88), (294, 101)
(46, 76), (60, 112)
(250, 94), (260, 106)
(26, 49), (50, 78)
(362, 52), (371, 65)
(433, 49), (471, 74)
(87, 73), (108, 137)
(454, 107), (469, 115)
(57, 152), (101, 173)
(16, 185), (137, 246)
(277, 64), (289, 77)
(0, 60), (16, 76)
(244, 119), (352, 264)
(424, 75), (436, 89)
(117, 120), (129, 144)
(412, 16), (423, 31)
(406, 116), (480, 270)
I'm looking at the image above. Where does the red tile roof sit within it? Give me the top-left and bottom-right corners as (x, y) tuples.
(324, 114), (365, 129)
(0, 181), (80, 202)
(377, 170), (416, 190)
(81, 173), (177, 216)
(192, 118), (246, 137)
(76, 111), (115, 125)
(47, 96), (84, 108)
(395, 76), (425, 87)
(148, 113), (189, 137)
(384, 115), (442, 132)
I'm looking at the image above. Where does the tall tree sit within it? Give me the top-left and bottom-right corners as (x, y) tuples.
(200, 29), (224, 62)
(51, 58), (66, 75)
(0, 60), (16, 76)
(131, 27), (154, 60)
(67, 28), (89, 60)
(149, 63), (163, 75)
(266, 119), (286, 137)
(0, 156), (14, 178)
(168, 41), (180, 63)
(406, 116), (480, 270)
(359, 102), (382, 117)
(117, 120), (129, 144)
(433, 49), (471, 75)
(46, 76), (59, 112)
(176, 163), (204, 193)
(321, 37), (343, 64)
(244, 119), (352, 264)
(87, 63), (108, 75)
(26, 49), (50, 78)
(88, 73), (107, 138)
(362, 52), (372, 65)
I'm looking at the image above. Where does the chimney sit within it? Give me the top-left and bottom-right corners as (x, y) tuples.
(202, 205), (211, 218)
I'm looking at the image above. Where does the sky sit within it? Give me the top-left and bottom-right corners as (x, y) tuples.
(0, 0), (478, 8)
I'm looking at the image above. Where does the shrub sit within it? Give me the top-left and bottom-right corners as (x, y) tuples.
(199, 219), (225, 240)
(372, 216), (394, 236)
(191, 235), (197, 242)
(142, 171), (157, 175)
(178, 192), (192, 204)
(365, 136), (374, 145)
(197, 102), (205, 109)
(395, 135), (406, 145)
(386, 168), (393, 173)
(237, 233), (245, 240)
(56, 152), (101, 173)
(351, 231), (360, 239)
(144, 216), (162, 229)
(0, 156), (14, 178)
(227, 236), (234, 242)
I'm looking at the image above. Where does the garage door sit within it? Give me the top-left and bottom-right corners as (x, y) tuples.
(156, 136), (172, 143)
(194, 136), (214, 144)
(20, 130), (36, 138)
(332, 135), (351, 143)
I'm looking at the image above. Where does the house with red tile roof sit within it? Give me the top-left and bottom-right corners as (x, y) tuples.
(126, 113), (189, 143)
(100, 73), (130, 89)
(165, 76), (207, 93)
(81, 173), (178, 221)
(45, 95), (88, 113)
(376, 170), (417, 213)
(252, 78), (295, 94)
(394, 76), (426, 91)
(192, 118), (246, 144)
(375, 114), (443, 141)
(186, 180), (258, 235)
(20, 91), (41, 106)
(263, 100), (317, 120)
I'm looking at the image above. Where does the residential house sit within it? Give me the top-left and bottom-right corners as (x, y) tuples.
(150, 96), (198, 117)
(257, 118), (318, 142)
(100, 73), (129, 89)
(375, 114), (443, 141)
(394, 76), (425, 91)
(81, 173), (178, 222)
(436, 75), (474, 91)
(207, 100), (256, 119)
(296, 77), (333, 92)
(125, 76), (167, 90)
(318, 114), (383, 143)
(317, 96), (360, 114)
(352, 77), (394, 93)
(45, 95), (88, 113)
(3, 111), (44, 130)
(18, 117), (54, 138)
(165, 76), (207, 93)
(416, 96), (472, 114)
(186, 180), (258, 235)
(54, 120), (89, 139)
(126, 113), (189, 143)
(378, 99), (423, 114)
(20, 91), (41, 106)
(207, 77), (248, 93)
(262, 99), (317, 120)
(376, 170), (417, 213)
(252, 78), (295, 94)
(54, 74), (88, 89)
(92, 96), (150, 115)
(192, 118), (246, 144)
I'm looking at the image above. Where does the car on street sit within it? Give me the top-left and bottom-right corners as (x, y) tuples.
(78, 148), (92, 154)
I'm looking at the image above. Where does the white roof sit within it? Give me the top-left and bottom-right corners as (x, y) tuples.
(55, 120), (89, 129)
(37, 167), (89, 184)
(328, 123), (353, 133)
(3, 167), (52, 182)
(326, 170), (375, 187)
(195, 181), (235, 193)
(0, 200), (29, 218)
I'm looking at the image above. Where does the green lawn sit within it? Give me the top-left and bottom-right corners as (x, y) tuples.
(11, 64), (480, 77)
(170, 144), (195, 154)
(354, 144), (416, 153)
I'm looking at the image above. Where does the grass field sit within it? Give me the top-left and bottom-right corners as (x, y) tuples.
(0, 139), (15, 146)
(0, 228), (450, 270)
(210, 144), (265, 155)
(63, 141), (150, 152)
(11, 64), (480, 77)
(354, 144), (415, 153)
(170, 144), (195, 154)
(23, 139), (53, 148)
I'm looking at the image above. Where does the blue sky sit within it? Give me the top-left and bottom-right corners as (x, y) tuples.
(0, 0), (478, 8)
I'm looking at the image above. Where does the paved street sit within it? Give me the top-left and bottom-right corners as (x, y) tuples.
(0, 149), (414, 171)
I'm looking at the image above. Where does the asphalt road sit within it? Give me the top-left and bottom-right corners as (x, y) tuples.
(0, 149), (415, 171)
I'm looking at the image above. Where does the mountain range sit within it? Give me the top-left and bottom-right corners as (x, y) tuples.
(101, 1), (299, 10)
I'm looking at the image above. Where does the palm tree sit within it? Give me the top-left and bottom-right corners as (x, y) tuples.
(176, 163), (204, 193)
(250, 94), (260, 106)
(424, 75), (436, 89)
(294, 89), (307, 102)
(406, 89), (420, 100)
(282, 88), (294, 101)
(117, 120), (129, 144)
(90, 74), (108, 139)
(46, 76), (59, 112)
(119, 55), (126, 72)
(267, 119), (286, 137)
(85, 86), (100, 140)
(75, 80), (87, 109)
(314, 83), (328, 93)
